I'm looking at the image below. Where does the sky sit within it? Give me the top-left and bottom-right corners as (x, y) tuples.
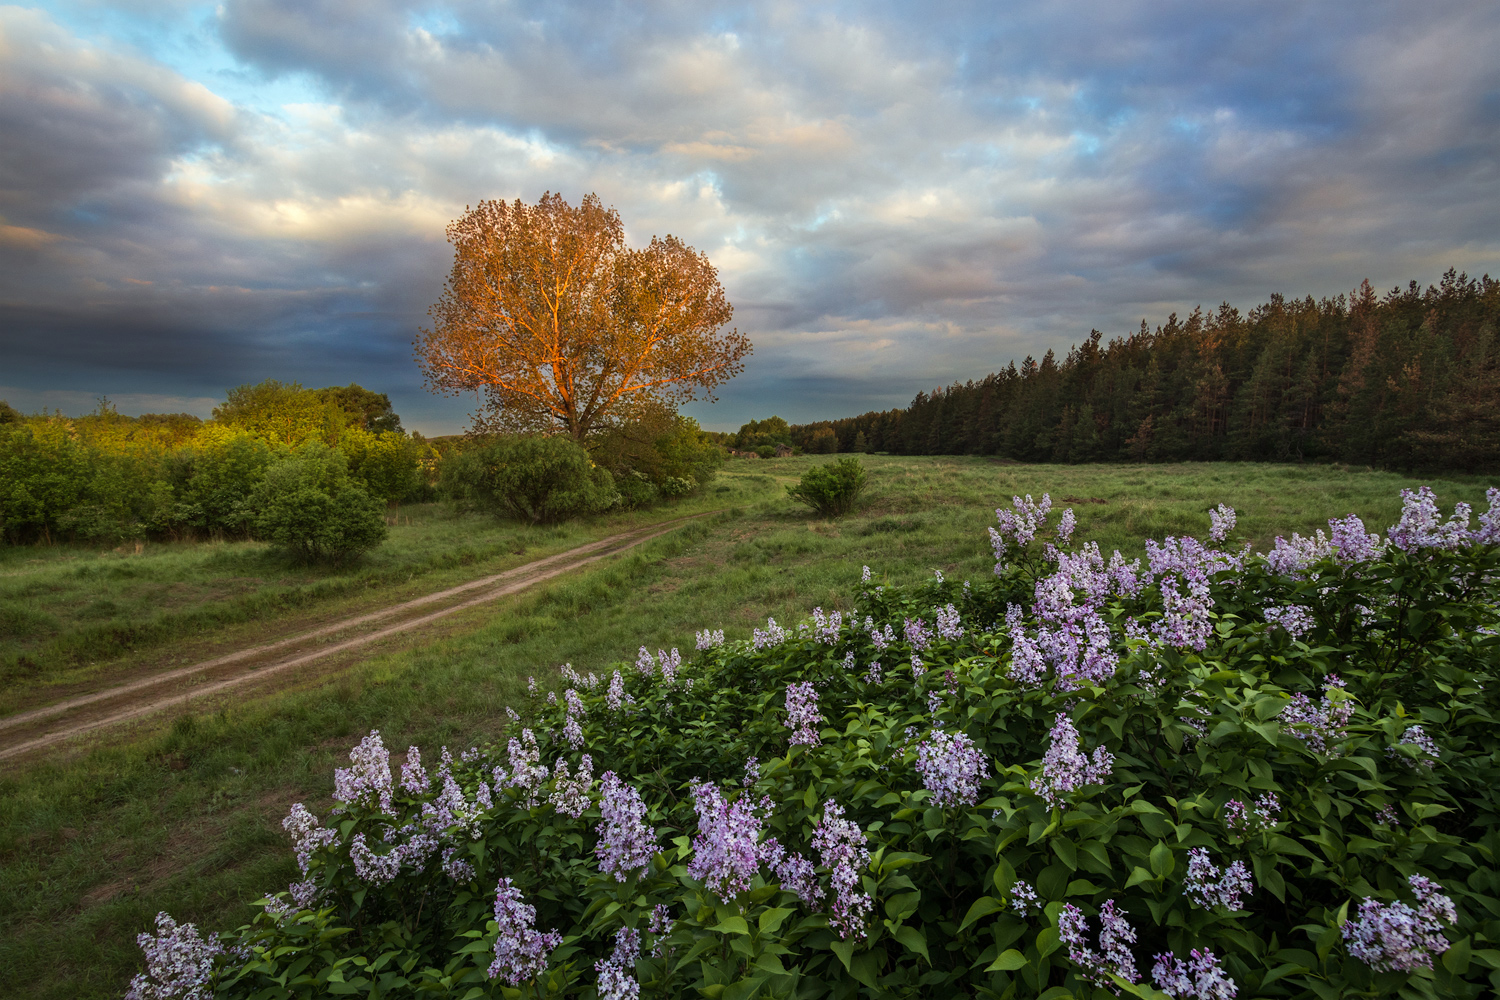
(2, 1), (1498, 435)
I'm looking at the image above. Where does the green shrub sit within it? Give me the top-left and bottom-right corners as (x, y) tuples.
(130, 488), (1500, 1000)
(786, 456), (867, 516)
(613, 470), (660, 510)
(438, 434), (617, 524)
(591, 413), (723, 498)
(341, 428), (423, 503)
(247, 444), (387, 563)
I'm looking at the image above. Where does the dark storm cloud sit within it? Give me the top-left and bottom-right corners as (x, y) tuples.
(3, 1), (1500, 432)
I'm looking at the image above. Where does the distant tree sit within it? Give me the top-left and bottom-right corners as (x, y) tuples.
(416, 192), (751, 443)
(0, 400), (21, 424)
(316, 384), (403, 434)
(214, 380), (345, 445)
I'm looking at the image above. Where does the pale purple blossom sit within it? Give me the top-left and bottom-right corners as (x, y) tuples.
(282, 803), (338, 875)
(910, 653), (926, 678)
(1388, 725), (1440, 769)
(810, 607), (843, 644)
(1475, 488), (1500, 546)
(656, 648), (682, 686)
(288, 880), (318, 908)
(813, 799), (873, 939)
(1153, 949), (1237, 1000)
(1264, 530), (1335, 578)
(1329, 514), (1385, 564)
(125, 912), (223, 1000)
(695, 628), (725, 649)
(861, 565), (872, 583)
(1011, 880), (1040, 916)
(1155, 578), (1214, 651)
(1057, 507), (1077, 545)
(595, 927), (641, 1000)
(1059, 900), (1139, 989)
(596, 771), (656, 880)
(1030, 714), (1113, 809)
(549, 755), (594, 819)
(1342, 875), (1456, 972)
(927, 690), (945, 715)
(565, 687), (586, 718)
(333, 730), (394, 815)
(1263, 604), (1316, 639)
(768, 847), (824, 908)
(1279, 676), (1353, 755)
(904, 617), (933, 651)
(916, 728), (988, 807)
(441, 846), (475, 881)
(869, 623), (896, 651)
(686, 781), (776, 901)
(1388, 487), (1472, 554)
(1183, 848), (1254, 910)
(488, 878), (563, 985)
(935, 603), (964, 641)
(994, 493), (1053, 554)
(753, 618), (787, 649)
(1208, 505), (1236, 545)
(349, 832), (403, 885)
(505, 729), (550, 805)
(399, 747), (429, 795)
(785, 681), (823, 747)
(1223, 794), (1280, 837)
(563, 714), (585, 750)
(1376, 804), (1400, 827)
(606, 670), (634, 713)
(635, 646), (655, 676)
(863, 661), (883, 685)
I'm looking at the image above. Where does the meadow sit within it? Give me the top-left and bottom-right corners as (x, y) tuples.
(1, 456), (1494, 999)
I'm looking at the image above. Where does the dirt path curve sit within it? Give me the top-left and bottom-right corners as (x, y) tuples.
(0, 511), (715, 763)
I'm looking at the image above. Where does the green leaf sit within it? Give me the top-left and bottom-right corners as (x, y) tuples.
(723, 976), (769, 1000)
(709, 916), (751, 936)
(1149, 841), (1174, 878)
(992, 856), (1017, 895)
(830, 938), (856, 973)
(1035, 925), (1061, 958)
(1052, 837), (1078, 871)
(960, 896), (1006, 933)
(1443, 936), (1472, 975)
(894, 924), (930, 963)
(758, 907), (795, 935)
(985, 949), (1028, 972)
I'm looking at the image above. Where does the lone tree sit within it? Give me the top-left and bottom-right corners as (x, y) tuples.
(416, 192), (751, 442)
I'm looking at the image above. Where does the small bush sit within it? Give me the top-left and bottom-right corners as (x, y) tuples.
(786, 456), (867, 517)
(613, 470), (659, 510)
(248, 445), (387, 563)
(439, 435), (617, 524)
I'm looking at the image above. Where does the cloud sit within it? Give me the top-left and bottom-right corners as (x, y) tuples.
(3, 0), (1500, 433)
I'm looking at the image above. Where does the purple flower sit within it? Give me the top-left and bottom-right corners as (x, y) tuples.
(753, 618), (787, 649)
(596, 771), (657, 881)
(869, 623), (896, 651)
(1388, 725), (1440, 768)
(695, 628), (725, 649)
(282, 803), (338, 875)
(686, 780), (776, 901)
(125, 912), (223, 1000)
(1154, 578), (1214, 651)
(916, 728), (988, 807)
(349, 832), (402, 885)
(1208, 504), (1236, 545)
(1376, 804), (1400, 827)
(1011, 880), (1040, 916)
(606, 670), (634, 713)
(595, 927), (642, 1000)
(505, 729), (550, 804)
(904, 617), (933, 652)
(861, 565), (872, 583)
(1152, 949), (1237, 999)
(549, 755), (594, 819)
(813, 799), (873, 939)
(863, 660), (883, 685)
(993, 493), (1053, 556)
(441, 846), (476, 881)
(1057, 507), (1078, 545)
(1223, 794), (1280, 837)
(784, 681), (823, 747)
(1059, 900), (1139, 990)
(1183, 848), (1254, 910)
(1388, 487), (1472, 554)
(1342, 874), (1456, 972)
(1279, 676), (1353, 755)
(1475, 487), (1500, 546)
(1030, 714), (1113, 809)
(1263, 604), (1315, 639)
(935, 603), (964, 641)
(635, 646), (655, 677)
(768, 847), (824, 909)
(488, 878), (563, 985)
(399, 746), (429, 795)
(656, 648), (682, 686)
(333, 730), (394, 815)
(810, 607), (843, 644)
(563, 714), (585, 751)
(647, 904), (675, 957)
(1329, 514), (1385, 564)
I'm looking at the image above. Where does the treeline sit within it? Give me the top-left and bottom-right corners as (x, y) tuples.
(0, 381), (725, 547)
(790, 270), (1500, 471)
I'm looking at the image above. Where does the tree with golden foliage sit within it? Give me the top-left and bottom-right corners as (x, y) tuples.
(416, 192), (751, 442)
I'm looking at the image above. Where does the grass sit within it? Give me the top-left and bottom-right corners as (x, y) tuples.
(0, 457), (1494, 999)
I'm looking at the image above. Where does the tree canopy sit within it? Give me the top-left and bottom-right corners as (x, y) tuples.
(415, 192), (751, 442)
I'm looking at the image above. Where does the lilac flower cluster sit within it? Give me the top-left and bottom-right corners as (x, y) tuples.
(333, 730), (394, 815)
(765, 844), (823, 908)
(488, 878), (563, 985)
(868, 621), (896, 651)
(440, 845), (475, 881)
(1328, 513), (1385, 563)
(810, 607), (843, 644)
(695, 628), (725, 650)
(1183, 848), (1254, 911)
(1223, 794), (1280, 837)
(549, 755), (594, 818)
(784, 681), (823, 747)
(596, 771), (657, 881)
(1477, 487), (1500, 545)
(903, 617), (932, 652)
(1264, 530), (1335, 578)
(686, 781), (777, 901)
(807, 800), (873, 939)
(1056, 507), (1077, 545)
(1263, 604), (1316, 639)
(991, 493), (1053, 559)
(400, 746), (430, 794)
(1388, 725), (1440, 768)
(863, 661), (883, 685)
(1342, 874), (1456, 972)
(1010, 880), (1040, 916)
(935, 603), (964, 641)
(1152, 949), (1237, 999)
(916, 728), (988, 807)
(1279, 676), (1353, 755)
(282, 803), (339, 875)
(125, 912), (223, 1000)
(1388, 486), (1473, 553)
(1030, 714), (1113, 809)
(753, 618), (788, 649)
(595, 926), (641, 1000)
(1208, 504), (1237, 544)
(501, 728), (550, 806)
(1059, 900), (1139, 989)
(606, 670), (634, 713)
(349, 832), (403, 885)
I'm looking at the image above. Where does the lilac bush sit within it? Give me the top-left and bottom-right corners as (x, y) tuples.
(488, 878), (563, 985)
(1030, 713), (1113, 809)
(1342, 874), (1457, 972)
(125, 913), (223, 1000)
(915, 728), (988, 807)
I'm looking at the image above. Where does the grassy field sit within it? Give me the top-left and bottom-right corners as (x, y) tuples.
(1, 457), (1494, 999)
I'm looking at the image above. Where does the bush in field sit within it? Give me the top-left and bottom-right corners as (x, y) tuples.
(439, 435), (618, 524)
(248, 444), (387, 564)
(165, 427), (283, 538)
(340, 427), (423, 503)
(787, 456), (867, 517)
(130, 488), (1500, 999)
(591, 412), (723, 500)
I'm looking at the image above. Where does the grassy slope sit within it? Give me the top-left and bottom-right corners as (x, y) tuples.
(0, 458), (1494, 999)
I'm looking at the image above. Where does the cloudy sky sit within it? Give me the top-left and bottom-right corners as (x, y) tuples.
(2, 1), (1498, 433)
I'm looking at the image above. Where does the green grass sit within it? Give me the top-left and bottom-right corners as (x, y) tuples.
(0, 457), (1494, 999)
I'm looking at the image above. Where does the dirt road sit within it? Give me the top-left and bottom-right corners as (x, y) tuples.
(0, 512), (713, 763)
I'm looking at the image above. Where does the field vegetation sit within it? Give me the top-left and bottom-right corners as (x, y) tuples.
(1, 457), (1495, 999)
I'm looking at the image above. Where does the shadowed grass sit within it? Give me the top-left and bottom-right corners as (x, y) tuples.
(0, 457), (1494, 999)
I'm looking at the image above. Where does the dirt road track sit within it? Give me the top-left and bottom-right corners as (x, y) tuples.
(0, 512), (714, 763)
